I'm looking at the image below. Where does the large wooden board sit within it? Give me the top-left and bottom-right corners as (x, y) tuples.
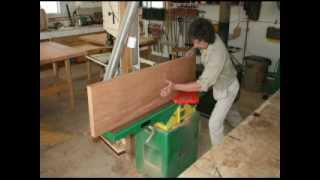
(87, 56), (196, 137)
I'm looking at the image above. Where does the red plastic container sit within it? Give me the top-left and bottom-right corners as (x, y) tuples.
(172, 91), (199, 105)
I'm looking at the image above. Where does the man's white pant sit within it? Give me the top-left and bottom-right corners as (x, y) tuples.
(209, 79), (242, 145)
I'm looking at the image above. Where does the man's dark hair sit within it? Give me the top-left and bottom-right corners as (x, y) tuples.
(189, 18), (216, 44)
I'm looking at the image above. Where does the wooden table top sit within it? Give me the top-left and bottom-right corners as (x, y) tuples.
(40, 41), (86, 65)
(78, 33), (158, 47)
(179, 91), (280, 177)
(70, 43), (112, 53)
(78, 33), (107, 46)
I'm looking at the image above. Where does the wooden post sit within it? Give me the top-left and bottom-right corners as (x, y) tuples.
(52, 62), (59, 78)
(122, 48), (133, 73)
(119, 1), (135, 160)
(120, 1), (133, 74)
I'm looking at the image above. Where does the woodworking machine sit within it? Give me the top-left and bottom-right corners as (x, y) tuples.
(103, 91), (201, 178)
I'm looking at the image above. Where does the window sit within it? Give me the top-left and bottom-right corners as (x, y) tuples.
(142, 1), (164, 9)
(40, 1), (60, 14)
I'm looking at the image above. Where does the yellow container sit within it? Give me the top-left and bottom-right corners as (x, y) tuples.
(154, 104), (196, 131)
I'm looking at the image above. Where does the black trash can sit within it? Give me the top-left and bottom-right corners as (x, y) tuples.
(243, 55), (271, 92)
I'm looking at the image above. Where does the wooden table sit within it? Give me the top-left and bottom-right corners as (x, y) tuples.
(40, 41), (86, 110)
(179, 91), (280, 178)
(78, 32), (158, 48)
(71, 43), (112, 82)
(79, 33), (159, 80)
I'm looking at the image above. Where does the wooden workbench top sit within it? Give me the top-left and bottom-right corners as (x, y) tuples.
(78, 33), (107, 46)
(179, 91), (280, 178)
(79, 32), (158, 47)
(40, 25), (105, 40)
(70, 43), (111, 53)
(40, 41), (86, 65)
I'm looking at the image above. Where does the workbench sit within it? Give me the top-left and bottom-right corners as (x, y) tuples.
(78, 33), (159, 80)
(79, 32), (158, 60)
(69, 43), (112, 82)
(179, 91), (280, 177)
(40, 41), (86, 110)
(40, 25), (105, 41)
(78, 32), (158, 47)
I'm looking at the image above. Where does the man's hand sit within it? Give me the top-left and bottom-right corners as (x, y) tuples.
(160, 80), (175, 97)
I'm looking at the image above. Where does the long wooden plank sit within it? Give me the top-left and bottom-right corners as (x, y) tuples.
(87, 56), (196, 137)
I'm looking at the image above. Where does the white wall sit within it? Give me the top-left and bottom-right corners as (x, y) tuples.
(198, 2), (280, 72)
(45, 1), (102, 27)
(59, 1), (102, 16)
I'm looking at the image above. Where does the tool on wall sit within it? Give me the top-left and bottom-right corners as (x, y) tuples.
(66, 4), (74, 26)
(148, 23), (163, 54)
(178, 17), (183, 47)
(141, 2), (199, 57)
(169, 5), (199, 50)
(266, 27), (280, 40)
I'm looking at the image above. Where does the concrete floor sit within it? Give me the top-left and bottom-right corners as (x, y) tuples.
(40, 61), (265, 177)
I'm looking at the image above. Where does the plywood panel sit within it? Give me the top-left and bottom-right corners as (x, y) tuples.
(87, 56), (196, 137)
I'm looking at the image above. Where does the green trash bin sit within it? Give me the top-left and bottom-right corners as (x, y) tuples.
(264, 59), (280, 96)
(243, 55), (272, 92)
(135, 111), (200, 178)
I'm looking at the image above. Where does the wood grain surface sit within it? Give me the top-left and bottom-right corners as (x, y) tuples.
(179, 91), (280, 177)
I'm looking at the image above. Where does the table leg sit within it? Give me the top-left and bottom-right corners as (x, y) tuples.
(86, 59), (91, 82)
(52, 62), (59, 79)
(52, 62), (61, 96)
(99, 66), (105, 81)
(125, 135), (135, 162)
(64, 59), (75, 110)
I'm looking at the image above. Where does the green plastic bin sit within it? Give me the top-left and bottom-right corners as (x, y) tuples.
(263, 60), (280, 96)
(135, 111), (200, 177)
(243, 55), (272, 92)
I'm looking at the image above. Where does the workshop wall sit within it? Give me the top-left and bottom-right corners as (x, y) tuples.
(46, 1), (102, 27)
(44, 1), (280, 72)
(59, 1), (102, 16)
(198, 1), (280, 72)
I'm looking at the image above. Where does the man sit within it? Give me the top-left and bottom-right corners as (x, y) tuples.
(160, 18), (242, 145)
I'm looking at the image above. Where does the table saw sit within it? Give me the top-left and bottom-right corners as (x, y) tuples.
(101, 92), (200, 178)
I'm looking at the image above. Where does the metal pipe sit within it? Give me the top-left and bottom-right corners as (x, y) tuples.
(103, 1), (139, 80)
